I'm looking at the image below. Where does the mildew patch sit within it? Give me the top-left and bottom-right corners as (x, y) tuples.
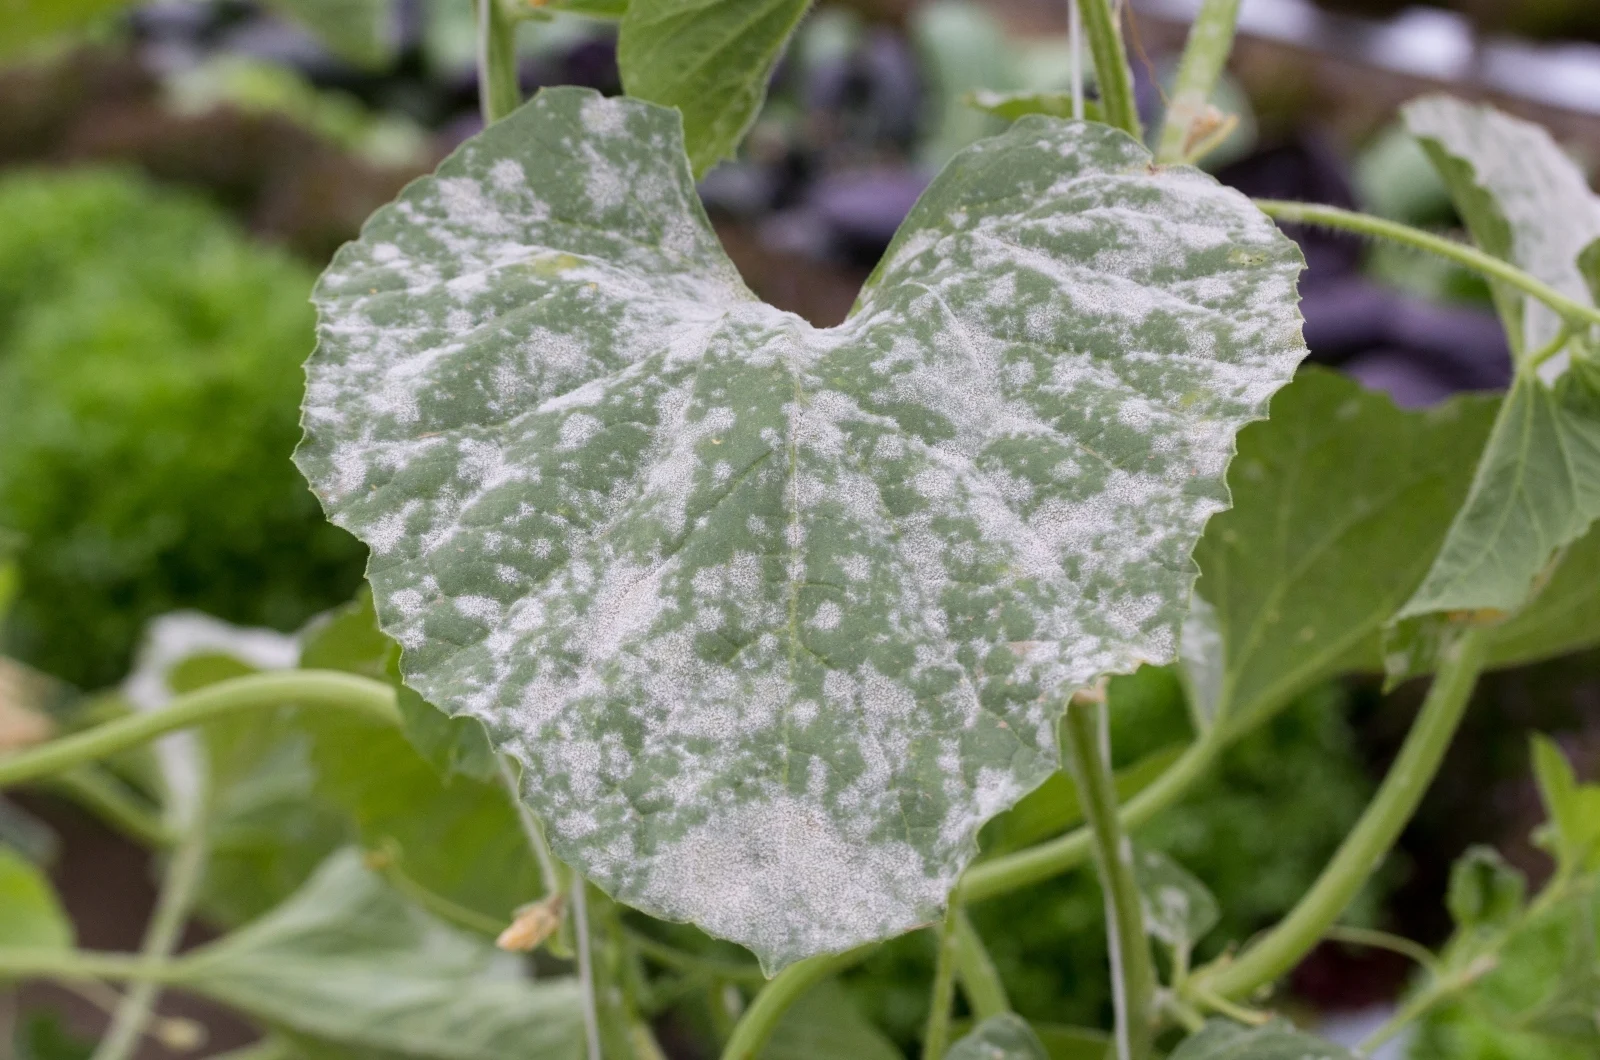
(296, 87), (1307, 971)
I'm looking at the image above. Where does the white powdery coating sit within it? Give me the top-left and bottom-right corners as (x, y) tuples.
(1404, 96), (1600, 362)
(296, 89), (1307, 970)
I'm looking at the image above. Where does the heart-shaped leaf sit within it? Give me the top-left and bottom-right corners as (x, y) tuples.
(296, 86), (1307, 969)
(0, 844), (72, 950)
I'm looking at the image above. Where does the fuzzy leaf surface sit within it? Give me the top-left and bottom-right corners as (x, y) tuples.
(1403, 95), (1600, 357)
(618, 0), (809, 176)
(177, 849), (584, 1060)
(296, 86), (1307, 969)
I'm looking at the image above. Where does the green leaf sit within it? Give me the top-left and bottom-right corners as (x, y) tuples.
(1133, 846), (1218, 956)
(760, 981), (901, 1060)
(965, 90), (1101, 124)
(13, 1011), (95, 1060)
(1402, 95), (1600, 358)
(539, 0), (629, 18)
(1447, 844), (1525, 933)
(1396, 362), (1600, 627)
(617, 0), (809, 176)
(1530, 735), (1600, 875)
(1192, 368), (1495, 725)
(297, 611), (545, 922)
(1392, 98), (1600, 642)
(302, 590), (498, 781)
(1169, 1019), (1355, 1060)
(1485, 523), (1600, 666)
(946, 1013), (1051, 1060)
(296, 87), (1307, 969)
(262, 0), (397, 69)
(0, 844), (72, 950)
(176, 849), (585, 1060)
(0, 0), (130, 59)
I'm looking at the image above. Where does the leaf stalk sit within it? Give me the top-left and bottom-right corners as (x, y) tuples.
(1063, 699), (1158, 1060)
(1077, 0), (1142, 138)
(476, 0), (523, 124)
(1155, 0), (1242, 164)
(1189, 627), (1487, 1001)
(0, 671), (399, 789)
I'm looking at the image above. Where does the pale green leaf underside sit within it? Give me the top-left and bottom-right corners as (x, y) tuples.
(618, 0), (808, 176)
(1402, 95), (1600, 358)
(296, 87), (1306, 970)
(1169, 1020), (1354, 1060)
(1396, 97), (1600, 626)
(1134, 845), (1218, 954)
(946, 1014), (1051, 1060)
(179, 850), (584, 1060)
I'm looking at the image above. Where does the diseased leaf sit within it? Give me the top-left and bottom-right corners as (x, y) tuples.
(176, 849), (585, 1060)
(296, 87), (1307, 969)
(946, 1014), (1051, 1060)
(263, 0), (397, 69)
(760, 981), (900, 1060)
(1393, 98), (1600, 639)
(1192, 368), (1495, 726)
(1133, 846), (1218, 956)
(0, 844), (72, 950)
(1402, 95), (1600, 358)
(618, 0), (810, 176)
(1169, 1019), (1354, 1060)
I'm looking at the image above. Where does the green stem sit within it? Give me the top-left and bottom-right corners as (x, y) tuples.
(950, 908), (1009, 1021)
(957, 731), (1223, 904)
(1064, 700), (1157, 1060)
(1156, 0), (1241, 163)
(1078, 0), (1141, 138)
(369, 847), (507, 937)
(1194, 628), (1487, 1001)
(40, 768), (173, 848)
(1526, 324), (1575, 371)
(477, 0), (522, 124)
(922, 911), (960, 1060)
(0, 949), (185, 984)
(0, 671), (398, 789)
(91, 790), (212, 1060)
(1255, 201), (1600, 336)
(719, 948), (867, 1060)
(1321, 924), (1440, 974)
(209, 1041), (292, 1060)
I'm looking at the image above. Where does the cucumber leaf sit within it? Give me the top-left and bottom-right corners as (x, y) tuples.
(618, 0), (809, 176)
(296, 87), (1307, 969)
(1134, 846), (1218, 958)
(176, 849), (584, 1060)
(0, 844), (72, 950)
(946, 1014), (1050, 1060)
(1392, 97), (1600, 647)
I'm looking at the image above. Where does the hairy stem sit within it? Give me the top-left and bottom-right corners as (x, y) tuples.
(1077, 0), (1141, 138)
(922, 911), (961, 1060)
(91, 792), (212, 1060)
(1194, 628), (1487, 1001)
(0, 671), (399, 789)
(477, 0), (522, 124)
(950, 908), (1009, 1021)
(719, 948), (868, 1060)
(1156, 0), (1241, 163)
(957, 731), (1223, 904)
(1064, 700), (1157, 1060)
(1255, 201), (1600, 336)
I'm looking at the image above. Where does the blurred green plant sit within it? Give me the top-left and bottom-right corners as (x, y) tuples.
(0, 169), (367, 690)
